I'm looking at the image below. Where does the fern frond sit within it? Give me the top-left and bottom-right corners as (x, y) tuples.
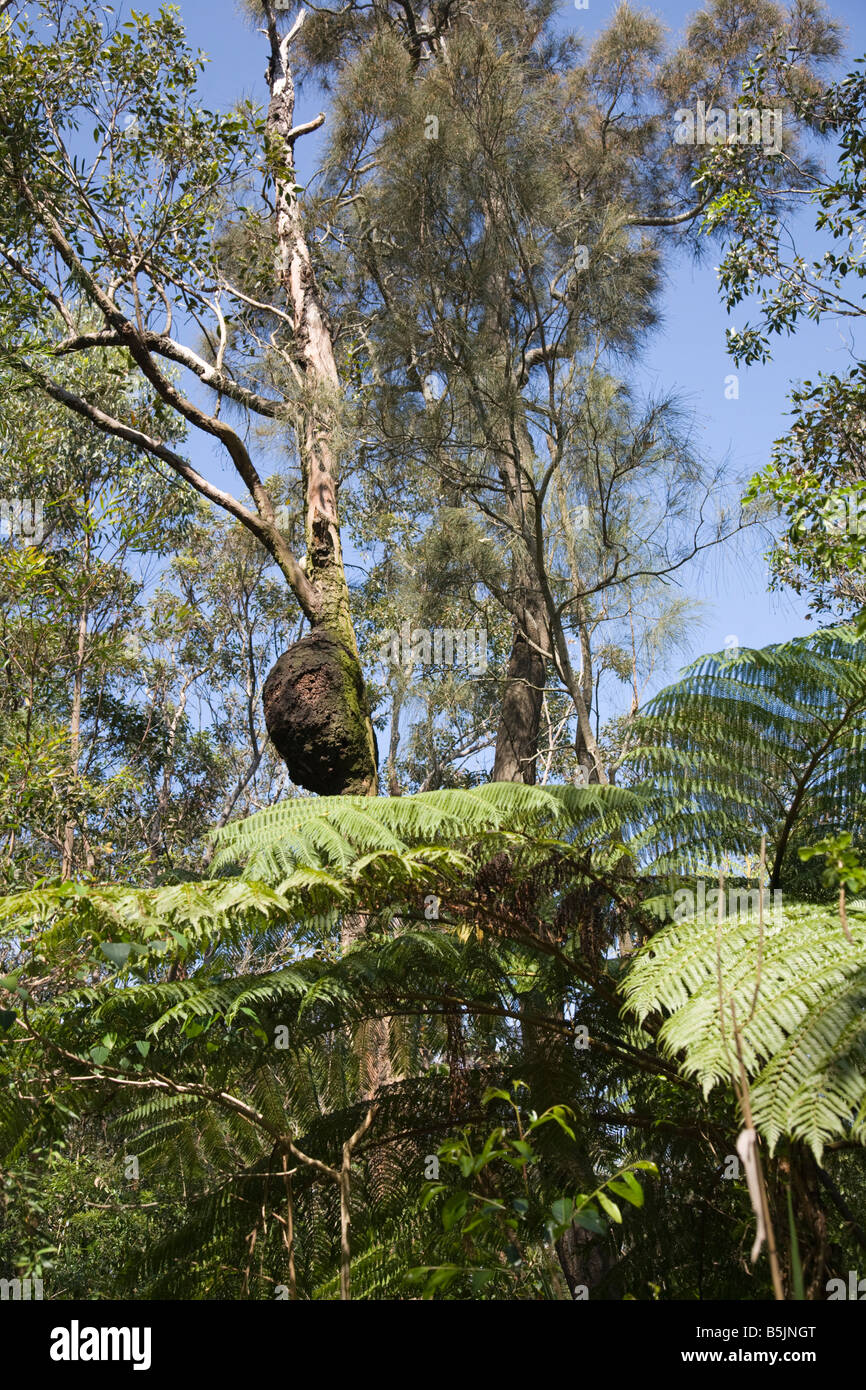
(622, 899), (866, 1158)
(622, 625), (866, 879)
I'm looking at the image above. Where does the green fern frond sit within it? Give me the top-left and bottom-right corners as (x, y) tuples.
(622, 624), (866, 879)
(212, 783), (636, 878)
(622, 899), (866, 1158)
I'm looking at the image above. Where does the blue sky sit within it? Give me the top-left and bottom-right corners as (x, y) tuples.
(131, 0), (866, 697)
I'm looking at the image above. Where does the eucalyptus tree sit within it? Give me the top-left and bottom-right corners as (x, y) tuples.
(290, 0), (840, 782)
(355, 544), (507, 793)
(0, 354), (196, 883)
(134, 493), (301, 873)
(705, 57), (866, 618)
(269, 0), (843, 1285)
(0, 352), (299, 886)
(0, 0), (376, 795)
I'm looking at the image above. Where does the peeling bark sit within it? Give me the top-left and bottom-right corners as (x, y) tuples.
(261, 4), (376, 795)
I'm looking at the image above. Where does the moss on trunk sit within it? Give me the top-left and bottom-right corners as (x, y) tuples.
(263, 628), (378, 796)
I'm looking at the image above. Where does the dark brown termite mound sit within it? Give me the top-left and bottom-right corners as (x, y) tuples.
(263, 629), (378, 796)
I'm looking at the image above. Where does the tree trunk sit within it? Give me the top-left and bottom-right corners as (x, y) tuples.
(62, 522), (90, 880)
(492, 579), (547, 784)
(573, 617), (598, 782)
(774, 1145), (831, 1299)
(261, 5), (376, 798)
(61, 599), (87, 880)
(260, 4), (389, 1099)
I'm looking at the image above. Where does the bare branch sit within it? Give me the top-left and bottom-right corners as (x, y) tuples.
(24, 361), (318, 616)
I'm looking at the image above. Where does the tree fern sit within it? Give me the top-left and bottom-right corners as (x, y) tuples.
(621, 624), (866, 883)
(5, 744), (865, 1297)
(211, 782), (636, 880)
(622, 898), (866, 1159)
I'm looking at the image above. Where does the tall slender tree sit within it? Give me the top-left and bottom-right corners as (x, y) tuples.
(290, 0), (839, 781)
(0, 0), (376, 794)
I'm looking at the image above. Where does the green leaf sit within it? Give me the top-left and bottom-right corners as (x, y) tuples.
(100, 942), (133, 967)
(597, 1191), (622, 1224)
(510, 1139), (533, 1160)
(607, 1172), (645, 1207)
(550, 1197), (574, 1227)
(571, 1206), (606, 1235)
(442, 1192), (470, 1232)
